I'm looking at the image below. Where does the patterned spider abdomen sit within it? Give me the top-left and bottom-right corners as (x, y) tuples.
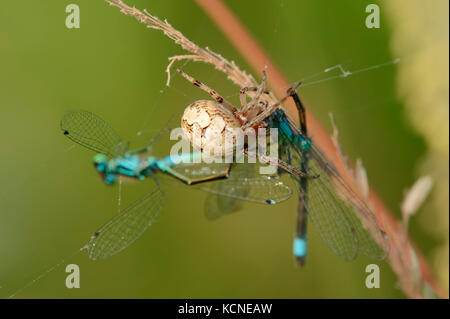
(181, 100), (241, 158)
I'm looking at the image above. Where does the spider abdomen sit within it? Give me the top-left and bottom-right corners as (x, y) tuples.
(181, 100), (241, 157)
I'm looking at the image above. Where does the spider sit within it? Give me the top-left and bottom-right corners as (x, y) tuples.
(174, 67), (314, 179)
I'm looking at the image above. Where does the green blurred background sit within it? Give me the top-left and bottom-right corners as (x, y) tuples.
(0, 0), (447, 298)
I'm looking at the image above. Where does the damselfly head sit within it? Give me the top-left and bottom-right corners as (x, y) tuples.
(93, 153), (116, 185)
(93, 154), (107, 169)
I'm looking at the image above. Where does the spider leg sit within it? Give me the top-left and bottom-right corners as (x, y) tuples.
(243, 148), (318, 179)
(242, 81), (302, 130)
(240, 70), (267, 114)
(239, 86), (270, 109)
(174, 67), (239, 114)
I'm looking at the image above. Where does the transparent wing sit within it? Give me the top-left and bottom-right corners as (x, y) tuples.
(86, 183), (165, 261)
(170, 162), (231, 181)
(310, 145), (388, 260)
(61, 110), (125, 157)
(281, 110), (389, 260)
(290, 142), (389, 261)
(172, 162), (292, 204)
(203, 194), (240, 220)
(203, 164), (251, 220)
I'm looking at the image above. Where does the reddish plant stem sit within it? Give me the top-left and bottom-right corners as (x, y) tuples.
(195, 0), (447, 298)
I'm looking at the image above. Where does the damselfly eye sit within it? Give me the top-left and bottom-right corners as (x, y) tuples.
(93, 153), (107, 165)
(105, 173), (116, 184)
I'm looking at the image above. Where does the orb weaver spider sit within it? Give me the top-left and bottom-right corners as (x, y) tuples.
(174, 67), (316, 180)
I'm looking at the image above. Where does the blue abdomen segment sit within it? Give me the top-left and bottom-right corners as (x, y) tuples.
(293, 237), (307, 258)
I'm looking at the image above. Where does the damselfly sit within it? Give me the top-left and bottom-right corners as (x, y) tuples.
(61, 110), (292, 260)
